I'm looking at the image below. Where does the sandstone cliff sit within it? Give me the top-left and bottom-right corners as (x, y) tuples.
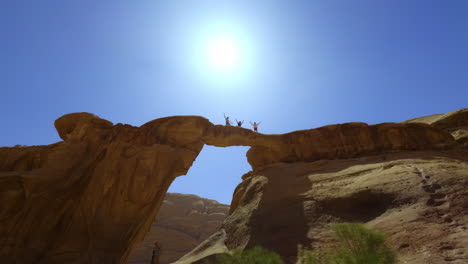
(173, 109), (468, 264)
(176, 150), (468, 264)
(0, 110), (463, 263)
(128, 193), (229, 264)
(404, 108), (468, 147)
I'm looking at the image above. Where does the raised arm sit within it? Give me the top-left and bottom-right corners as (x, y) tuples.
(250, 121), (253, 125)
(258, 121), (261, 125)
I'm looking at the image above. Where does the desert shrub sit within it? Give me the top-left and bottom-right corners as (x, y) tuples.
(298, 223), (395, 264)
(297, 244), (327, 264)
(329, 223), (395, 264)
(207, 246), (284, 264)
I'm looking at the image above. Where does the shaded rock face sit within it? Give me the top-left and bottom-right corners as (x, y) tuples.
(176, 150), (468, 264)
(127, 193), (229, 264)
(0, 113), (209, 264)
(0, 110), (463, 263)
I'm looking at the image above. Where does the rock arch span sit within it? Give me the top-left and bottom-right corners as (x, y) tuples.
(0, 112), (455, 263)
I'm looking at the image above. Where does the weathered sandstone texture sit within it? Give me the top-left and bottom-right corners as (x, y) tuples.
(405, 108), (468, 147)
(128, 193), (228, 264)
(0, 109), (463, 263)
(176, 150), (468, 264)
(174, 109), (468, 264)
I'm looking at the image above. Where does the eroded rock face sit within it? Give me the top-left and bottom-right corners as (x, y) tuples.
(175, 109), (468, 264)
(405, 108), (468, 147)
(0, 110), (462, 263)
(176, 150), (468, 264)
(244, 122), (455, 169)
(128, 193), (229, 264)
(0, 113), (208, 264)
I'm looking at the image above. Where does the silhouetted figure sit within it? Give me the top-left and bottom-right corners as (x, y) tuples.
(250, 121), (261, 132)
(236, 119), (244, 127)
(224, 113), (232, 126)
(151, 242), (161, 264)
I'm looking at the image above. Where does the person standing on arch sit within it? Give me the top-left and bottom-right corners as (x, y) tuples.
(224, 113), (232, 126)
(236, 119), (244, 127)
(151, 241), (161, 264)
(250, 121), (261, 132)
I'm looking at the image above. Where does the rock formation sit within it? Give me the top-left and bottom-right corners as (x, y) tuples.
(175, 109), (468, 264)
(0, 109), (464, 263)
(128, 193), (229, 264)
(176, 150), (468, 264)
(404, 108), (468, 147)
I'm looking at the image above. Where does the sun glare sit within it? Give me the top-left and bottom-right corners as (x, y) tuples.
(191, 26), (254, 83)
(207, 35), (240, 71)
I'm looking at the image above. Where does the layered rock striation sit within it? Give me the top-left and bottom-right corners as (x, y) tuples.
(0, 110), (464, 263)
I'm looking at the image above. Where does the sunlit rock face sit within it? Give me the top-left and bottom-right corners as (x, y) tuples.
(204, 119), (456, 169)
(127, 193), (229, 264)
(176, 150), (468, 264)
(0, 110), (462, 263)
(404, 108), (468, 147)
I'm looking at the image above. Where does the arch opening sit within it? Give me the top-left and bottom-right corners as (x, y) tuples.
(169, 145), (251, 205)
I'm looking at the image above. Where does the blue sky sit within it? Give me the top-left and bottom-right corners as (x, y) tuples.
(1, 1), (467, 204)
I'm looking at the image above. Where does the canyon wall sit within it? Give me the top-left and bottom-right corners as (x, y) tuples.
(0, 110), (462, 263)
(176, 150), (468, 264)
(128, 193), (229, 264)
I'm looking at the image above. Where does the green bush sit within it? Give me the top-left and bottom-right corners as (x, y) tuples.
(329, 223), (395, 264)
(207, 246), (284, 264)
(297, 245), (327, 264)
(298, 223), (395, 264)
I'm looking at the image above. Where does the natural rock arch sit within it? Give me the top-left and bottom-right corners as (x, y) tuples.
(0, 112), (455, 263)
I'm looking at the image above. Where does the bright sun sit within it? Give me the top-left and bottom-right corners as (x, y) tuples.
(207, 35), (240, 71)
(192, 27), (254, 82)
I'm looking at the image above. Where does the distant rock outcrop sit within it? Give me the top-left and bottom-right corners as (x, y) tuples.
(0, 110), (463, 263)
(128, 193), (229, 264)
